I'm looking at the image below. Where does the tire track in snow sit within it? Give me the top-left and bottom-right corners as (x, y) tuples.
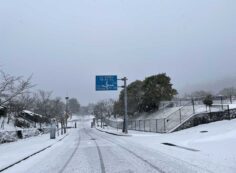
(59, 130), (81, 173)
(89, 129), (165, 173)
(92, 128), (214, 173)
(83, 128), (106, 173)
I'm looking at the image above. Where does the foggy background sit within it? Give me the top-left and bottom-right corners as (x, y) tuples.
(1, 0), (236, 105)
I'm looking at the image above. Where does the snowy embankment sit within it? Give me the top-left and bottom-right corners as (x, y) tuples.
(129, 119), (236, 173)
(0, 129), (41, 143)
(0, 131), (69, 171)
(0, 117), (52, 143)
(68, 114), (95, 123)
(136, 106), (182, 120)
(98, 119), (236, 173)
(0, 127), (47, 144)
(134, 103), (236, 120)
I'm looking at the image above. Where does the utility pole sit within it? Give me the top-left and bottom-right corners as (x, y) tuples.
(121, 77), (128, 133)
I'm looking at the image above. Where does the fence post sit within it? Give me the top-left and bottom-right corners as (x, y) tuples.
(149, 119), (151, 132)
(100, 117), (102, 128)
(221, 96), (223, 110)
(156, 119), (158, 133)
(135, 121), (136, 130)
(228, 105), (231, 120)
(144, 120), (146, 132)
(164, 118), (166, 133)
(179, 109), (182, 123)
(138, 120), (140, 131)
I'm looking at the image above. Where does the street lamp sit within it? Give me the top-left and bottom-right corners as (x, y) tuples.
(65, 96), (69, 133)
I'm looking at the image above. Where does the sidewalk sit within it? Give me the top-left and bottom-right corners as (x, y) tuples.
(0, 131), (69, 171)
(95, 125), (132, 136)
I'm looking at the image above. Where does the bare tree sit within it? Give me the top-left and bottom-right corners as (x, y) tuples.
(0, 70), (34, 106)
(48, 97), (66, 134)
(0, 70), (34, 128)
(49, 97), (65, 118)
(190, 90), (212, 98)
(34, 90), (53, 119)
(219, 87), (236, 103)
(93, 99), (115, 127)
(87, 103), (95, 115)
(6, 93), (36, 124)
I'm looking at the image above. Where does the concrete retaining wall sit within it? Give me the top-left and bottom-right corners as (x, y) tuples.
(174, 108), (236, 132)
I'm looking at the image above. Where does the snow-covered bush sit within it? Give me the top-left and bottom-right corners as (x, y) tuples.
(0, 131), (18, 143)
(22, 129), (40, 138)
(14, 118), (30, 128)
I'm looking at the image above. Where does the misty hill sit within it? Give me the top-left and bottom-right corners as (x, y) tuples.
(179, 76), (236, 95)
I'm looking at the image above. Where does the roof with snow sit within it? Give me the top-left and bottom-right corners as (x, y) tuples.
(22, 110), (43, 118)
(0, 106), (7, 110)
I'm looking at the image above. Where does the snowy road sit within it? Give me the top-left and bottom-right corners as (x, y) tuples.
(3, 122), (212, 173)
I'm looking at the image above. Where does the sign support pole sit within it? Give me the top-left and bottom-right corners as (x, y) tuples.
(121, 77), (128, 133)
(95, 75), (128, 134)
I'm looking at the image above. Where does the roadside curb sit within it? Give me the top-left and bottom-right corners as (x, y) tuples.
(95, 127), (132, 137)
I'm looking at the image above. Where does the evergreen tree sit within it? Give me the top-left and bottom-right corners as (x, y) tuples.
(114, 73), (177, 116)
(140, 73), (177, 112)
(203, 94), (213, 111)
(115, 80), (143, 117)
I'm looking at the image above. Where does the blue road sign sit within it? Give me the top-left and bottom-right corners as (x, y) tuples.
(96, 75), (118, 91)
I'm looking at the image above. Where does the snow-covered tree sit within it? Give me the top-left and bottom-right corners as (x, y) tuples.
(114, 80), (143, 117)
(139, 73), (177, 112)
(203, 95), (213, 112)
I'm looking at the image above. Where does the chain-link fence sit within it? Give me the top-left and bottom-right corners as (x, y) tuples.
(103, 97), (233, 133)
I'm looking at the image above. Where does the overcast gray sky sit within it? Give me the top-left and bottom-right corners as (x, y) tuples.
(1, 0), (236, 105)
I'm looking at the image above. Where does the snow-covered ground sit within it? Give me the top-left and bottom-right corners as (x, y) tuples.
(1, 115), (236, 173)
(103, 119), (236, 173)
(134, 102), (236, 121)
(137, 107), (182, 120)
(68, 114), (94, 122)
(0, 131), (68, 171)
(0, 118), (22, 132)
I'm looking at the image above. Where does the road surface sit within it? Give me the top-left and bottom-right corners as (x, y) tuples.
(3, 120), (210, 173)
